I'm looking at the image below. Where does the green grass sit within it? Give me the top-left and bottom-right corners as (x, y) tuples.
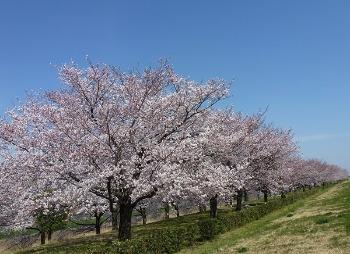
(0, 229), (39, 240)
(177, 198), (311, 254)
(179, 180), (350, 254)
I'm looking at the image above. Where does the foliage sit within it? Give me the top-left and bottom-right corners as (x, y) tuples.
(197, 218), (219, 240)
(35, 205), (68, 233)
(110, 226), (197, 254)
(237, 247), (248, 253)
(314, 216), (329, 224)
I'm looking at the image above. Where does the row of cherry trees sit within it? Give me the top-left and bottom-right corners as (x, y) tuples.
(0, 62), (347, 241)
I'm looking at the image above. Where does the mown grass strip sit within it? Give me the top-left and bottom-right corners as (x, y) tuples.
(178, 183), (341, 254)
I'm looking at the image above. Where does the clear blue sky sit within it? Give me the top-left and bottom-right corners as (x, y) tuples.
(0, 0), (349, 169)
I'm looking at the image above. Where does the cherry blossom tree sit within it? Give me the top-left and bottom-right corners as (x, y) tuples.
(247, 126), (298, 202)
(197, 110), (264, 212)
(0, 61), (229, 240)
(67, 188), (109, 235)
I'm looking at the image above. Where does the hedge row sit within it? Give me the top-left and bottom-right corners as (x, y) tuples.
(90, 186), (326, 254)
(109, 226), (197, 254)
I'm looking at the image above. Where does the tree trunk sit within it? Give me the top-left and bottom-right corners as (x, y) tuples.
(302, 186), (305, 192)
(164, 203), (170, 220)
(118, 198), (133, 241)
(47, 229), (52, 241)
(40, 231), (46, 245)
(243, 189), (249, 202)
(263, 191), (268, 202)
(95, 212), (101, 235)
(236, 189), (243, 211)
(281, 192), (286, 199)
(111, 207), (118, 230)
(209, 195), (218, 218)
(173, 203), (180, 218)
(141, 208), (147, 225)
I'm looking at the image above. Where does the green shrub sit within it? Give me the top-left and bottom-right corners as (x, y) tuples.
(217, 214), (235, 232)
(198, 218), (219, 240)
(315, 217), (329, 224)
(109, 226), (197, 254)
(237, 246), (248, 253)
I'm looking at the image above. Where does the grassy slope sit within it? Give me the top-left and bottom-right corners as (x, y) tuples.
(178, 180), (350, 254)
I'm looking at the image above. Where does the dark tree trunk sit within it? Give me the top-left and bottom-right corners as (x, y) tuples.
(302, 186), (305, 192)
(95, 212), (101, 235)
(209, 195), (218, 218)
(137, 206), (147, 225)
(243, 189), (249, 202)
(172, 203), (180, 218)
(263, 190), (268, 202)
(281, 192), (286, 199)
(118, 198), (133, 241)
(236, 189), (243, 211)
(111, 207), (118, 230)
(164, 203), (170, 220)
(47, 229), (52, 241)
(96, 223), (101, 235)
(40, 231), (46, 245)
(142, 209), (147, 225)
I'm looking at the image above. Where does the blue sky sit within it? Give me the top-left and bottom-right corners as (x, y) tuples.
(0, 0), (349, 169)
